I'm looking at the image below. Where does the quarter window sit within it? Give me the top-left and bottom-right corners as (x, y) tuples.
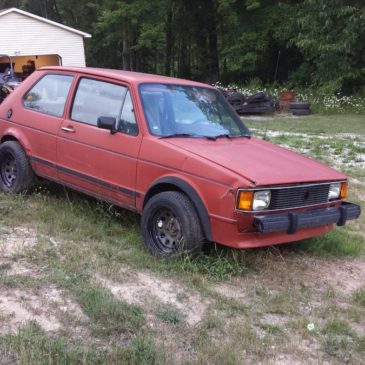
(23, 74), (73, 117)
(118, 91), (138, 136)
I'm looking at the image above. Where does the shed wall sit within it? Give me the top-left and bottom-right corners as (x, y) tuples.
(0, 12), (86, 67)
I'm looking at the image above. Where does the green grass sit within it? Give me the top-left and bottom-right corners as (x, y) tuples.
(353, 288), (365, 307)
(244, 114), (365, 135)
(322, 319), (358, 362)
(292, 230), (365, 257)
(0, 322), (164, 365)
(0, 112), (364, 364)
(155, 306), (183, 325)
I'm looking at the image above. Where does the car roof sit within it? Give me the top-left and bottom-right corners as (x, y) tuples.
(40, 66), (211, 88)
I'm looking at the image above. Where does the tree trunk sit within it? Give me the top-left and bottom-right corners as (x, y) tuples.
(165, 8), (173, 76)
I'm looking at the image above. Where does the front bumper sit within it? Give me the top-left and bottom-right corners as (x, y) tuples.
(253, 202), (361, 234)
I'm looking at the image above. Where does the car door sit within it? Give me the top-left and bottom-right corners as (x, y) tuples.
(57, 76), (142, 209)
(14, 72), (74, 180)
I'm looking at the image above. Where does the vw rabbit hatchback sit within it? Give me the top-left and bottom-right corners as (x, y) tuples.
(0, 67), (361, 257)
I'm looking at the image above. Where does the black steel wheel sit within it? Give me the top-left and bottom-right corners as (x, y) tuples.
(1, 152), (17, 188)
(0, 141), (35, 193)
(141, 191), (204, 257)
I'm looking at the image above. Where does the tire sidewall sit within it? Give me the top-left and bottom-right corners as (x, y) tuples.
(0, 142), (32, 193)
(141, 192), (202, 257)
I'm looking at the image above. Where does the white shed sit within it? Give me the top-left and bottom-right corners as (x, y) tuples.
(0, 7), (91, 74)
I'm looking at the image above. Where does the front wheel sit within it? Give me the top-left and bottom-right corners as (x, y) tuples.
(0, 141), (35, 193)
(141, 191), (204, 258)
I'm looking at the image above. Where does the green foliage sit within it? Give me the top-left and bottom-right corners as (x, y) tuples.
(294, 230), (365, 257)
(353, 288), (365, 307)
(276, 0), (365, 93)
(1, 0), (364, 92)
(156, 306), (183, 324)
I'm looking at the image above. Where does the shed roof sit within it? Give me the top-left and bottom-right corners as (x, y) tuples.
(0, 7), (91, 38)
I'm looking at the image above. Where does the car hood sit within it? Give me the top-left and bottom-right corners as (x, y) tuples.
(163, 137), (346, 186)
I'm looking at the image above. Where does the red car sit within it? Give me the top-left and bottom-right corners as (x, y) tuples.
(0, 67), (361, 257)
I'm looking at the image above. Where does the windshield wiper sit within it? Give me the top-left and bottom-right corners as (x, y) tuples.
(159, 133), (197, 139)
(205, 133), (252, 141)
(205, 134), (232, 141)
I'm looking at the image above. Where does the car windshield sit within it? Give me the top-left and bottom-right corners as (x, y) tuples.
(139, 83), (250, 138)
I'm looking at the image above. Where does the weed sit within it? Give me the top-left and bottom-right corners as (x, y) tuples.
(124, 335), (165, 365)
(357, 336), (365, 353)
(156, 306), (183, 325)
(78, 285), (144, 336)
(292, 229), (364, 257)
(352, 287), (365, 307)
(322, 319), (357, 362)
(260, 323), (284, 335)
(323, 319), (355, 337)
(0, 322), (103, 364)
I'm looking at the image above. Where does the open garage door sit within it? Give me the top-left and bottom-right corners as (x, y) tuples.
(0, 54), (61, 80)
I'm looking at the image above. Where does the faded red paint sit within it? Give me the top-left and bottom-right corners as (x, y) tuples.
(0, 67), (352, 249)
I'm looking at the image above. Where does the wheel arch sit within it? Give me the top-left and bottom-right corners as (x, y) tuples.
(143, 177), (212, 241)
(0, 131), (31, 154)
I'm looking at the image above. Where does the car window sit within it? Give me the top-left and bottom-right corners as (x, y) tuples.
(117, 90), (138, 136)
(71, 78), (127, 127)
(139, 83), (250, 137)
(23, 74), (73, 117)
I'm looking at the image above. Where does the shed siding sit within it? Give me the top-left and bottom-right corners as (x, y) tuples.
(0, 12), (86, 66)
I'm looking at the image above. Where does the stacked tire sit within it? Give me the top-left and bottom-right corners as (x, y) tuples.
(234, 92), (277, 115)
(289, 101), (311, 116)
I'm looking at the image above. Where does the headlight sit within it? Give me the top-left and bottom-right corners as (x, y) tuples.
(237, 190), (271, 211)
(253, 190), (271, 210)
(328, 183), (341, 200)
(328, 182), (347, 200)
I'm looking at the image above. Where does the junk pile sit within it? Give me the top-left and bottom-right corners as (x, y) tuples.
(219, 87), (311, 116)
(0, 54), (22, 104)
(279, 91), (311, 115)
(218, 88), (278, 115)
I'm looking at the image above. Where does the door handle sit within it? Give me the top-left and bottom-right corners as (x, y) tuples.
(61, 126), (75, 133)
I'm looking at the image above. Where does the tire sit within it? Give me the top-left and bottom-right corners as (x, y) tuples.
(0, 141), (35, 193)
(290, 108), (311, 116)
(237, 105), (275, 114)
(246, 92), (270, 103)
(141, 191), (204, 257)
(289, 101), (310, 109)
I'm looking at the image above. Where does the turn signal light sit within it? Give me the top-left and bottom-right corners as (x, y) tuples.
(340, 182), (348, 199)
(237, 191), (253, 210)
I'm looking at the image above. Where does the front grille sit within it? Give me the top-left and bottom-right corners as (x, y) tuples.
(269, 184), (330, 210)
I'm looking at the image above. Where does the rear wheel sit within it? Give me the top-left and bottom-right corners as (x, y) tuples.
(141, 191), (204, 257)
(0, 141), (35, 193)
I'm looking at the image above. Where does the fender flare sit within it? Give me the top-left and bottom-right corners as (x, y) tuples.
(144, 176), (212, 241)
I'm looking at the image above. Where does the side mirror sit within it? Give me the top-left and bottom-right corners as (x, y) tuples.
(97, 116), (117, 134)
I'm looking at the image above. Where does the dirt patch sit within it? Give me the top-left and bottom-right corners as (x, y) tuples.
(0, 258), (40, 277)
(0, 285), (88, 336)
(96, 272), (210, 326)
(0, 226), (38, 258)
(302, 258), (365, 295)
(0, 288), (61, 334)
(213, 282), (250, 303)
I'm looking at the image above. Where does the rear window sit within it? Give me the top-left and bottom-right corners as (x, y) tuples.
(23, 74), (73, 117)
